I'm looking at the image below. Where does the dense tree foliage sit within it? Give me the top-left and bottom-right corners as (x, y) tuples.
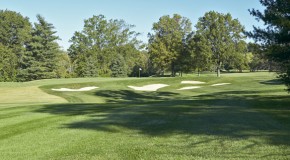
(0, 10), (32, 81)
(186, 33), (212, 76)
(249, 0), (290, 91)
(148, 14), (192, 76)
(20, 15), (62, 81)
(0, 9), (278, 81)
(247, 43), (271, 71)
(195, 11), (247, 77)
(68, 15), (145, 77)
(0, 44), (18, 81)
(0, 10), (69, 81)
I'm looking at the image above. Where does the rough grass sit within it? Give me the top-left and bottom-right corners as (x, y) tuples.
(0, 72), (290, 159)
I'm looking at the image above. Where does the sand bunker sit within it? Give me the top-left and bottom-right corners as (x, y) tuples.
(181, 81), (205, 84)
(177, 86), (202, 90)
(52, 86), (98, 92)
(128, 84), (169, 91)
(211, 83), (231, 86)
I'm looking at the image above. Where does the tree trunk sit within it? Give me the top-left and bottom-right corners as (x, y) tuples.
(198, 69), (200, 77)
(217, 62), (221, 77)
(171, 62), (175, 77)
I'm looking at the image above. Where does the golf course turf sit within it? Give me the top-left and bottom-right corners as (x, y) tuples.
(0, 72), (289, 159)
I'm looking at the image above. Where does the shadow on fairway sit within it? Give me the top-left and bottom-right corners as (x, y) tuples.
(35, 90), (290, 146)
(260, 79), (283, 85)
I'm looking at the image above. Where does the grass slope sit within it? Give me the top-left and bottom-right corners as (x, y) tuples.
(0, 72), (289, 159)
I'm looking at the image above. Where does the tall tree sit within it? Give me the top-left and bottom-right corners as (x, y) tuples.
(148, 14), (192, 76)
(0, 44), (18, 81)
(68, 15), (142, 77)
(247, 43), (271, 71)
(0, 10), (32, 81)
(186, 32), (212, 76)
(249, 0), (290, 91)
(55, 50), (72, 78)
(195, 11), (247, 77)
(21, 15), (61, 80)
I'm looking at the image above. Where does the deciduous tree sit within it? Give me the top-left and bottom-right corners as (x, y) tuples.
(195, 11), (246, 77)
(148, 14), (192, 76)
(68, 15), (142, 77)
(0, 10), (32, 81)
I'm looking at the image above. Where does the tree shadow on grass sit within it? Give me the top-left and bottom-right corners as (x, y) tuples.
(35, 90), (290, 146)
(260, 79), (284, 85)
(93, 90), (178, 104)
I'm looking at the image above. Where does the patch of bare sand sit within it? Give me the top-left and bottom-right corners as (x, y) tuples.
(128, 84), (169, 91)
(211, 83), (231, 86)
(181, 81), (205, 84)
(177, 86), (202, 90)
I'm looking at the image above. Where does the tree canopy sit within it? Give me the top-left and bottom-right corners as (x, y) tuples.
(68, 15), (145, 77)
(249, 0), (290, 91)
(195, 11), (247, 77)
(0, 9), (278, 81)
(0, 10), (32, 81)
(148, 14), (192, 76)
(20, 15), (62, 81)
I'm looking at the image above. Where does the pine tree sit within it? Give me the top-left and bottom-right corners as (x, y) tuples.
(110, 54), (128, 77)
(23, 15), (61, 80)
(249, 0), (290, 91)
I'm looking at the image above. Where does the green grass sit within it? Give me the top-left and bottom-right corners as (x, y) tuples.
(0, 72), (290, 159)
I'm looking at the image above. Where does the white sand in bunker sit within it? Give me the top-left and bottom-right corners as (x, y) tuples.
(177, 86), (202, 90)
(128, 84), (169, 91)
(211, 83), (231, 86)
(52, 86), (98, 92)
(181, 81), (206, 84)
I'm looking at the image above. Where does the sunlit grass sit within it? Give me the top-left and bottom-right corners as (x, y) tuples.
(0, 72), (289, 159)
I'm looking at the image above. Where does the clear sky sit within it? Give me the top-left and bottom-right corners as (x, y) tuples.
(0, 0), (265, 50)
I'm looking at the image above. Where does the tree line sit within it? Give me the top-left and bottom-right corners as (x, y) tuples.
(0, 0), (288, 91)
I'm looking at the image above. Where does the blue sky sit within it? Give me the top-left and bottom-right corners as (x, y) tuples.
(0, 0), (265, 50)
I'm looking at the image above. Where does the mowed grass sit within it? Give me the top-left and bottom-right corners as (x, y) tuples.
(0, 72), (290, 159)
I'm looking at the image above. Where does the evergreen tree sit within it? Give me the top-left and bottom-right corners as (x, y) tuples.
(110, 54), (128, 77)
(249, 0), (290, 91)
(22, 15), (61, 80)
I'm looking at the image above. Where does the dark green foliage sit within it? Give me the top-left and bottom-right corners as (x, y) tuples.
(0, 10), (65, 81)
(110, 54), (128, 77)
(0, 44), (18, 81)
(0, 10), (31, 49)
(247, 43), (271, 71)
(55, 51), (72, 78)
(195, 11), (247, 77)
(186, 33), (212, 76)
(249, 0), (290, 91)
(20, 15), (61, 81)
(0, 10), (32, 81)
(74, 51), (99, 77)
(148, 14), (192, 76)
(68, 15), (143, 77)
